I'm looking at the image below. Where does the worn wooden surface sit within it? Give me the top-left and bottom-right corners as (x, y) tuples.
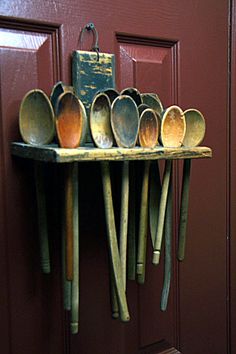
(72, 51), (115, 115)
(11, 142), (212, 163)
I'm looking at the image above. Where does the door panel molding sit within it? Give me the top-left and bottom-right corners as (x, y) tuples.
(139, 340), (181, 354)
(0, 17), (61, 82)
(0, 17), (64, 354)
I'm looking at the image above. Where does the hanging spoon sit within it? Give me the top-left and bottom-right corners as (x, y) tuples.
(120, 87), (142, 107)
(50, 81), (75, 111)
(140, 94), (164, 247)
(111, 95), (139, 289)
(136, 108), (159, 284)
(90, 92), (130, 322)
(178, 108), (206, 261)
(141, 93), (163, 117)
(153, 106), (186, 265)
(55, 91), (85, 333)
(117, 89), (142, 283)
(19, 89), (55, 274)
(160, 175), (172, 311)
(55, 91), (86, 149)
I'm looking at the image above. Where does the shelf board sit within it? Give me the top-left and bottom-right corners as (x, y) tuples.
(11, 142), (212, 163)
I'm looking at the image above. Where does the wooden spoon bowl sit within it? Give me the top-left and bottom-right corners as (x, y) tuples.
(50, 81), (74, 111)
(120, 87), (142, 107)
(161, 105), (186, 147)
(141, 93), (163, 116)
(111, 95), (139, 148)
(103, 88), (119, 104)
(19, 89), (55, 145)
(182, 108), (206, 147)
(138, 103), (149, 116)
(90, 93), (114, 148)
(55, 91), (85, 148)
(139, 108), (159, 148)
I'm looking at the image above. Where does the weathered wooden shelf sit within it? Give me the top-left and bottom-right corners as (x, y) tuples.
(11, 142), (212, 163)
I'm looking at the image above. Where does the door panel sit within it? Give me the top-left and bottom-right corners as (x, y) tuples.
(0, 1), (230, 353)
(0, 20), (64, 354)
(116, 37), (177, 107)
(116, 35), (178, 350)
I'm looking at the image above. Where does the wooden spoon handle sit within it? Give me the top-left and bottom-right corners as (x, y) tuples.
(110, 160), (129, 319)
(62, 186), (72, 310)
(70, 163), (79, 334)
(61, 164), (71, 311)
(65, 165), (74, 281)
(110, 271), (119, 319)
(34, 161), (50, 274)
(137, 160), (151, 284)
(127, 162), (136, 281)
(101, 161), (130, 322)
(120, 160), (129, 289)
(153, 160), (172, 265)
(178, 159), (191, 261)
(161, 178), (172, 311)
(149, 161), (162, 248)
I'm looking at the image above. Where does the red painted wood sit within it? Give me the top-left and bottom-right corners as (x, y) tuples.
(0, 1), (231, 353)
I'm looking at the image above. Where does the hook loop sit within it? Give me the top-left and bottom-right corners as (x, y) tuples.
(79, 22), (100, 61)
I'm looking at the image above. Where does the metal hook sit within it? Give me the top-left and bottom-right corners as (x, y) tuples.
(79, 22), (100, 61)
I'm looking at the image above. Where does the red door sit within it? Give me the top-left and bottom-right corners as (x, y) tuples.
(0, 1), (232, 353)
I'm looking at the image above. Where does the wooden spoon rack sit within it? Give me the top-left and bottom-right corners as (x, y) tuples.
(11, 143), (212, 162)
(11, 142), (212, 334)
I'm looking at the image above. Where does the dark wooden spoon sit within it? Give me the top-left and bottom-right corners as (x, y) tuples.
(120, 87), (142, 107)
(141, 93), (163, 117)
(178, 108), (206, 261)
(50, 81), (74, 111)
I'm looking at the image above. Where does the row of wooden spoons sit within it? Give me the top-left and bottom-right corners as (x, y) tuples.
(18, 83), (206, 328)
(19, 84), (205, 150)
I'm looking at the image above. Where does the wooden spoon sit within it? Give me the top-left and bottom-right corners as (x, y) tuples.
(141, 93), (163, 117)
(19, 89), (55, 146)
(160, 176), (172, 311)
(90, 93), (114, 148)
(55, 91), (85, 333)
(116, 91), (141, 284)
(50, 81), (74, 112)
(90, 93), (130, 322)
(178, 108), (206, 261)
(120, 87), (142, 107)
(136, 108), (159, 284)
(19, 89), (55, 274)
(98, 88), (119, 104)
(55, 91), (86, 149)
(111, 95), (139, 288)
(139, 94), (163, 244)
(153, 106), (186, 265)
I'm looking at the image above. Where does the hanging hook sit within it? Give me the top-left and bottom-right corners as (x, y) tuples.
(79, 22), (100, 61)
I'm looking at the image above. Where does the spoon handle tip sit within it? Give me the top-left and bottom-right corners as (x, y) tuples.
(152, 250), (161, 265)
(70, 322), (79, 334)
